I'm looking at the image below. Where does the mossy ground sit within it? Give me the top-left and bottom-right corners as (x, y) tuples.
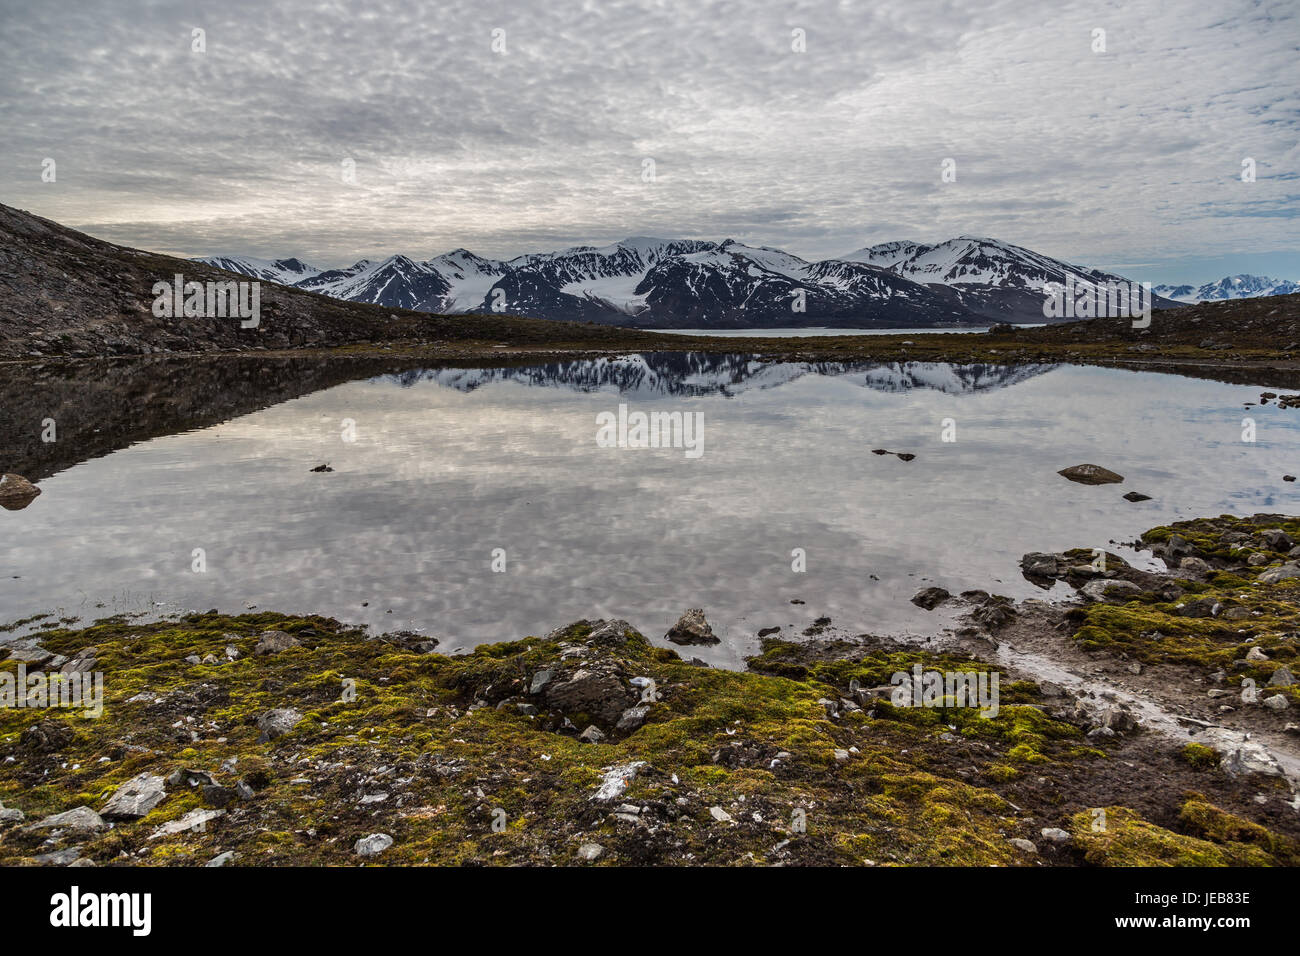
(2, 612), (1295, 866)
(1067, 516), (1300, 713)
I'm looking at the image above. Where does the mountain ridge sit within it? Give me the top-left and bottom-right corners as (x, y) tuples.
(196, 234), (1184, 329)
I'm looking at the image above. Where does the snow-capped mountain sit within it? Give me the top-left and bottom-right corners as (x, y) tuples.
(1153, 275), (1300, 304)
(840, 236), (1178, 323)
(195, 234), (1188, 328)
(195, 255), (322, 285)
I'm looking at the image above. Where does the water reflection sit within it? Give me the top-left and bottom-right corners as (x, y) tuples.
(2, 356), (1299, 667)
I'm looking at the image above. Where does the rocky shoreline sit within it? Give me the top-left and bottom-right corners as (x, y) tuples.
(2, 515), (1299, 867)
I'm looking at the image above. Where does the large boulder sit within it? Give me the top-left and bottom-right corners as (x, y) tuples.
(665, 608), (719, 645)
(1057, 464), (1124, 485)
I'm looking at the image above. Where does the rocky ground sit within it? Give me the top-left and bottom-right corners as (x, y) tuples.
(2, 515), (1299, 867)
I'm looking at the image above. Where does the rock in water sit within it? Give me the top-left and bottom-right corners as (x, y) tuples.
(1123, 491), (1151, 502)
(0, 473), (41, 510)
(665, 608), (719, 645)
(101, 772), (167, 820)
(910, 587), (950, 610)
(1058, 464), (1124, 485)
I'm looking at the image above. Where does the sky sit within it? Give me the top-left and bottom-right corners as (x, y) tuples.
(1, 0), (1297, 285)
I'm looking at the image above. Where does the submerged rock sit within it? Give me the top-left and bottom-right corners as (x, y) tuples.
(1058, 464), (1124, 485)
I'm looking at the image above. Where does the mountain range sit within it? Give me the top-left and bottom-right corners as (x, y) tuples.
(196, 236), (1184, 329)
(1153, 274), (1300, 304)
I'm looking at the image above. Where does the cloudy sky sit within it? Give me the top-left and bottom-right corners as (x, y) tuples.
(1, 0), (1296, 283)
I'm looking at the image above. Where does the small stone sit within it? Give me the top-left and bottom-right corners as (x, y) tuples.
(354, 833), (393, 857)
(528, 669), (553, 695)
(1009, 838), (1038, 853)
(255, 707), (302, 742)
(1245, 647), (1270, 662)
(1040, 827), (1071, 845)
(205, 850), (237, 867)
(709, 806), (734, 823)
(1262, 694), (1289, 711)
(579, 725), (606, 744)
(615, 704), (650, 732)
(0, 473), (41, 509)
(576, 842), (604, 861)
(1122, 491), (1151, 502)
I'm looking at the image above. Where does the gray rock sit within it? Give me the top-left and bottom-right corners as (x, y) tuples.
(576, 842), (604, 861)
(101, 772), (167, 820)
(1179, 556), (1212, 574)
(1260, 529), (1293, 551)
(1040, 827), (1071, 845)
(1176, 597), (1221, 618)
(354, 833), (393, 857)
(1080, 579), (1143, 603)
(1020, 552), (1061, 580)
(579, 725), (606, 744)
(28, 806), (107, 834)
(542, 667), (637, 724)
(254, 630), (301, 655)
(1009, 838), (1038, 853)
(1245, 646), (1270, 662)
(1058, 464), (1123, 485)
(1262, 694), (1289, 711)
(587, 619), (637, 646)
(150, 808), (223, 839)
(34, 847), (82, 865)
(615, 704), (650, 732)
(255, 707), (302, 742)
(1268, 666), (1296, 687)
(1259, 562), (1300, 584)
(664, 608), (719, 645)
(205, 850), (237, 867)
(528, 669), (554, 695)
